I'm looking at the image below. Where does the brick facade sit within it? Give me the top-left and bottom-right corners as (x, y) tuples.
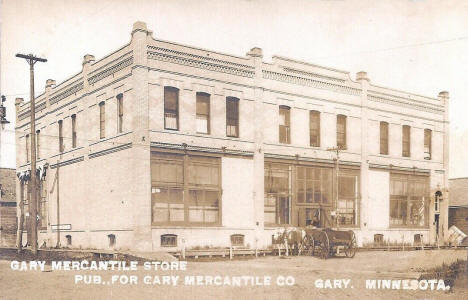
(14, 22), (450, 251)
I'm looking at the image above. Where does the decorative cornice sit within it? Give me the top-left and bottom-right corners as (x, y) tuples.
(18, 102), (47, 121)
(147, 49), (255, 78)
(368, 92), (444, 114)
(282, 67), (346, 84)
(148, 46), (255, 70)
(151, 142), (254, 156)
(88, 56), (133, 85)
(50, 81), (84, 106)
(262, 70), (361, 97)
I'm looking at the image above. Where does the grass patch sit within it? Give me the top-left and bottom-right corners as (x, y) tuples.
(419, 259), (467, 290)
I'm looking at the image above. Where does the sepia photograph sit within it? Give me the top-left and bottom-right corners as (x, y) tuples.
(0, 0), (467, 299)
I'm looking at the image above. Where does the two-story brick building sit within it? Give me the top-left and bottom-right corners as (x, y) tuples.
(15, 22), (450, 251)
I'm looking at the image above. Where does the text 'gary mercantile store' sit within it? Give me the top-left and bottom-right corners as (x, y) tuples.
(15, 22), (450, 252)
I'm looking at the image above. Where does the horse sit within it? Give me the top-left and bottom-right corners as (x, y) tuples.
(272, 227), (306, 256)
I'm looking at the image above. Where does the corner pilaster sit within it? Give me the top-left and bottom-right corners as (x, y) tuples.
(130, 21), (152, 251)
(247, 47), (265, 247)
(356, 71), (370, 232)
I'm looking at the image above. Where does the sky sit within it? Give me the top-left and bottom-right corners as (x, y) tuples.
(0, 0), (467, 178)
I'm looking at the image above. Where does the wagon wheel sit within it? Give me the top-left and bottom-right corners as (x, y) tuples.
(302, 235), (315, 256)
(319, 231), (330, 259)
(344, 231), (357, 258)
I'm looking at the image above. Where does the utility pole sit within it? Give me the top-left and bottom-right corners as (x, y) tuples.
(327, 145), (345, 230)
(15, 53), (47, 256)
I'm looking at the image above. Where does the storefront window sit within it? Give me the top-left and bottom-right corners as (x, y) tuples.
(337, 173), (358, 226)
(264, 164), (290, 225)
(390, 174), (429, 227)
(151, 153), (220, 226)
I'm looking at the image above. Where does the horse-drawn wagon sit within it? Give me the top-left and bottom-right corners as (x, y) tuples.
(302, 228), (357, 259)
(272, 227), (357, 259)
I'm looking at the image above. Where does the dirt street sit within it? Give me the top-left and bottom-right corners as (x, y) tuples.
(1, 249), (467, 299)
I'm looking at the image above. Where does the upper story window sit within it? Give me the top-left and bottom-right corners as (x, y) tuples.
(36, 130), (40, 159)
(424, 129), (432, 160)
(380, 121), (389, 155)
(58, 120), (64, 152)
(117, 93), (123, 133)
(164, 87), (179, 130)
(196, 92), (210, 134)
(25, 134), (30, 163)
(337, 114), (347, 148)
(309, 110), (320, 147)
(226, 97), (239, 138)
(279, 105), (291, 144)
(402, 125), (411, 157)
(99, 102), (105, 139)
(71, 114), (77, 148)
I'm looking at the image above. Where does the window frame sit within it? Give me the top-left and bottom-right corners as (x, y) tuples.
(25, 134), (30, 163)
(279, 105), (291, 144)
(117, 93), (124, 134)
(389, 173), (429, 228)
(196, 92), (211, 134)
(35, 130), (40, 159)
(380, 121), (389, 155)
(161, 234), (178, 247)
(58, 120), (64, 152)
(336, 114), (347, 149)
(99, 101), (105, 139)
(226, 97), (239, 138)
(309, 110), (320, 147)
(264, 163), (292, 226)
(424, 129), (432, 160)
(337, 170), (360, 227)
(164, 87), (179, 131)
(402, 125), (411, 157)
(151, 152), (222, 227)
(71, 114), (77, 148)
